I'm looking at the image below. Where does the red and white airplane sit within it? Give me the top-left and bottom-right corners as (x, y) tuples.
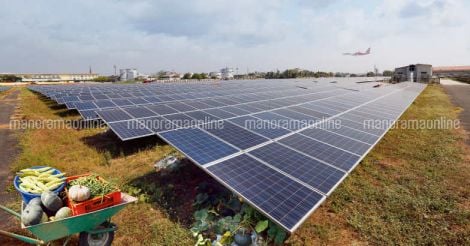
(343, 47), (371, 56)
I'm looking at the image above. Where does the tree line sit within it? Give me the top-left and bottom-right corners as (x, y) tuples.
(265, 69), (334, 79)
(0, 74), (22, 82)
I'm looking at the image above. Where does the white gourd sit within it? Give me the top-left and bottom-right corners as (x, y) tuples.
(68, 185), (91, 202)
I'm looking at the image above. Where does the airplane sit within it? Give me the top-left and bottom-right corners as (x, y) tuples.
(343, 47), (371, 56)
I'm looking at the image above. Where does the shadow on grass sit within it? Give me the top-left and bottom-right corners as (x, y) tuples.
(81, 132), (164, 158)
(32, 93), (82, 119)
(125, 160), (231, 227)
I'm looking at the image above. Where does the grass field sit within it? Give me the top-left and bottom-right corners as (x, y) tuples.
(6, 85), (470, 245)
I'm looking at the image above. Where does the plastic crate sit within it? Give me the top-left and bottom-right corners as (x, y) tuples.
(65, 174), (121, 216)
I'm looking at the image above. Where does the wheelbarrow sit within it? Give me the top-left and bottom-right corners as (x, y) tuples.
(0, 193), (137, 245)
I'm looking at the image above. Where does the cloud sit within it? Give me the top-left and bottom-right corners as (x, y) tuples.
(399, 0), (446, 18)
(0, 0), (469, 74)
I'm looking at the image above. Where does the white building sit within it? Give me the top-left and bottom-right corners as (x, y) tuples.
(220, 67), (234, 80)
(10, 73), (99, 82)
(119, 68), (139, 81)
(209, 71), (222, 79)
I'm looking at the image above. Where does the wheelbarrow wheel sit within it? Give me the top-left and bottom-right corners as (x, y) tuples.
(78, 227), (114, 246)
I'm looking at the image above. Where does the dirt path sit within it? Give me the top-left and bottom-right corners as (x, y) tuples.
(0, 89), (21, 225)
(441, 79), (470, 143)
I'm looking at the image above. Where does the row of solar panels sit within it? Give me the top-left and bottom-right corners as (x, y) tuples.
(155, 83), (426, 231)
(29, 79), (384, 122)
(31, 84), (346, 121)
(28, 78), (382, 105)
(0, 86), (10, 92)
(29, 78), (383, 99)
(28, 79), (422, 231)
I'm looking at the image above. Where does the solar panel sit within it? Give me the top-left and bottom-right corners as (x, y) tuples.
(253, 111), (305, 130)
(185, 111), (220, 123)
(317, 125), (379, 145)
(249, 143), (346, 194)
(228, 115), (291, 139)
(128, 97), (149, 105)
(163, 113), (197, 128)
(92, 94), (108, 100)
(166, 102), (197, 112)
(111, 99), (133, 106)
(220, 106), (250, 115)
(94, 100), (116, 108)
(97, 109), (133, 123)
(206, 154), (325, 230)
(279, 134), (360, 172)
(79, 110), (99, 120)
(202, 121), (269, 149)
(28, 79), (426, 232)
(107, 120), (154, 140)
(146, 104), (179, 115)
(123, 107), (156, 118)
(300, 127), (371, 155)
(204, 108), (237, 119)
(159, 128), (238, 165)
(74, 101), (97, 111)
(139, 116), (176, 133)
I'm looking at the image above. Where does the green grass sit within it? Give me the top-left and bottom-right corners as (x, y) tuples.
(11, 88), (194, 245)
(7, 85), (470, 245)
(288, 85), (470, 245)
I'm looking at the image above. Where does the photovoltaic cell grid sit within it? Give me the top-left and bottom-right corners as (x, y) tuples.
(167, 82), (425, 231)
(28, 79), (425, 232)
(28, 78), (384, 121)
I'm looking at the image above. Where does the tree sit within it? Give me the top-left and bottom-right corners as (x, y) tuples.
(156, 70), (166, 79)
(191, 73), (202, 80)
(366, 71), (375, 77)
(382, 70), (393, 76)
(182, 73), (192, 79)
(92, 76), (112, 82)
(0, 74), (22, 82)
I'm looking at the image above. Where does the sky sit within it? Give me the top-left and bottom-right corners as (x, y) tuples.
(1, 0), (469, 75)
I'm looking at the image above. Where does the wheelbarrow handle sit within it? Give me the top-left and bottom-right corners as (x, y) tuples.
(0, 205), (21, 219)
(0, 229), (45, 245)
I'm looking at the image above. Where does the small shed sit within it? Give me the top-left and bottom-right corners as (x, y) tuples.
(393, 64), (432, 83)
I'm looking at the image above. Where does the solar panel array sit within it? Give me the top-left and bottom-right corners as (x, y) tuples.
(0, 86), (10, 92)
(28, 78), (425, 231)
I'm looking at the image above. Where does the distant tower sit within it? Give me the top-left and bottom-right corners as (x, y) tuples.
(89, 66), (92, 74)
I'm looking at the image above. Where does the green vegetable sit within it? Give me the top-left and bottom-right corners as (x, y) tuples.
(28, 197), (43, 207)
(40, 213), (49, 223)
(255, 220), (269, 233)
(69, 175), (117, 198)
(234, 232), (252, 246)
(22, 204), (44, 226)
(41, 191), (63, 212)
(55, 207), (72, 220)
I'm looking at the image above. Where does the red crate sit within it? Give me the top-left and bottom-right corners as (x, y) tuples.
(65, 174), (121, 216)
